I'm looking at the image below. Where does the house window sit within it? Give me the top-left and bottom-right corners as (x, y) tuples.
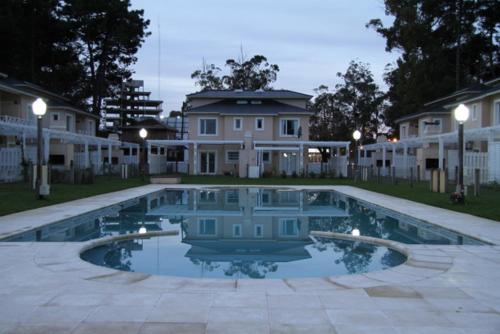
(233, 224), (242, 237)
(199, 191), (216, 203)
(280, 119), (299, 136)
(226, 151), (240, 163)
(255, 118), (264, 130)
(233, 118), (242, 131)
(401, 126), (407, 138)
(495, 101), (500, 125)
(471, 104), (478, 121)
(279, 218), (299, 236)
(225, 190), (239, 204)
(262, 151), (271, 163)
(66, 115), (72, 131)
(423, 118), (441, 135)
(254, 224), (263, 238)
(199, 118), (217, 135)
(198, 218), (217, 236)
(52, 113), (59, 121)
(261, 191), (270, 204)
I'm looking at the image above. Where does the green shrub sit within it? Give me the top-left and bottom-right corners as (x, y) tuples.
(281, 170), (287, 178)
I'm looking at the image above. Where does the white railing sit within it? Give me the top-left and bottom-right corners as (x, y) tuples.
(0, 148), (23, 182)
(0, 115), (35, 126)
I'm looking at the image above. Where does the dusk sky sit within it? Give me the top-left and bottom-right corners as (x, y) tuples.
(130, 0), (397, 115)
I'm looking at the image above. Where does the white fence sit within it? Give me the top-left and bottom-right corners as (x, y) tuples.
(0, 148), (23, 182)
(448, 150), (490, 184)
(489, 142), (500, 183)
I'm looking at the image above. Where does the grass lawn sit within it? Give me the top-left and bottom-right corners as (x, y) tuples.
(0, 176), (148, 217)
(181, 175), (500, 221)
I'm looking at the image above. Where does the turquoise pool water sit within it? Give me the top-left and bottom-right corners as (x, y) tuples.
(4, 187), (484, 279)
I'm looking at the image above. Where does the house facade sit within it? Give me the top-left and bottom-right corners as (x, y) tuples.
(362, 78), (500, 183)
(0, 74), (139, 182)
(147, 90), (350, 178)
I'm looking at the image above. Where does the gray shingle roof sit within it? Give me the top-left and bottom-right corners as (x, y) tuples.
(188, 100), (311, 115)
(186, 89), (312, 100)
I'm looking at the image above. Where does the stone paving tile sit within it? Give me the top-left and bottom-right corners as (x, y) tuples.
(333, 324), (401, 334)
(85, 305), (154, 323)
(24, 305), (94, 324)
(318, 289), (373, 310)
(72, 322), (142, 334)
(326, 309), (393, 327)
(411, 286), (472, 299)
(371, 297), (436, 311)
(146, 304), (211, 323)
(139, 322), (206, 334)
(267, 293), (322, 309)
(269, 308), (330, 326)
(364, 285), (422, 298)
(270, 323), (336, 334)
(44, 293), (107, 306)
(382, 310), (455, 327)
(442, 312), (500, 329)
(157, 292), (214, 308)
(105, 293), (161, 306)
(3, 323), (79, 334)
(424, 297), (497, 313)
(212, 292), (267, 308)
(207, 322), (270, 334)
(208, 307), (268, 323)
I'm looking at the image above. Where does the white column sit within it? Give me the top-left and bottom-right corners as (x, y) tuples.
(84, 141), (89, 168)
(135, 145), (140, 165)
(43, 133), (50, 163)
(108, 144), (112, 166)
(382, 145), (386, 175)
(21, 131), (27, 161)
(392, 144), (396, 167)
(438, 138), (444, 170)
(147, 142), (151, 166)
(403, 143), (408, 178)
(193, 143), (198, 175)
(299, 143), (304, 174)
(96, 143), (102, 174)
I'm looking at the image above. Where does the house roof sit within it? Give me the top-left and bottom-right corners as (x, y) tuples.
(187, 100), (312, 115)
(0, 76), (98, 119)
(186, 89), (313, 100)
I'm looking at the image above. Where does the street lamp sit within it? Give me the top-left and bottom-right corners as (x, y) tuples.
(352, 130), (361, 180)
(454, 104), (469, 201)
(32, 98), (48, 199)
(139, 128), (148, 180)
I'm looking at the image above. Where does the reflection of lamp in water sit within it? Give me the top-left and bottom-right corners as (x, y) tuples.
(138, 226), (147, 234)
(351, 228), (360, 237)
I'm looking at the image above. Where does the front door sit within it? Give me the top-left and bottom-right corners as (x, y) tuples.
(200, 151), (216, 174)
(279, 152), (298, 175)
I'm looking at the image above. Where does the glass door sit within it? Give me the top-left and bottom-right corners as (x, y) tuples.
(200, 151), (216, 174)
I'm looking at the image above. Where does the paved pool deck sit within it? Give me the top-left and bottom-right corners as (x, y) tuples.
(0, 184), (499, 333)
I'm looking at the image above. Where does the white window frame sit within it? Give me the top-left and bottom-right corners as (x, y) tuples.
(51, 112), (60, 122)
(254, 224), (264, 238)
(279, 218), (299, 237)
(198, 218), (217, 236)
(66, 114), (73, 132)
(255, 118), (264, 131)
(225, 150), (240, 164)
(494, 99), (500, 125)
(400, 125), (407, 138)
(280, 118), (300, 137)
(199, 150), (217, 175)
(423, 118), (442, 135)
(232, 224), (242, 238)
(233, 117), (243, 131)
(198, 118), (218, 136)
(262, 151), (271, 163)
(471, 104), (478, 121)
(225, 190), (239, 204)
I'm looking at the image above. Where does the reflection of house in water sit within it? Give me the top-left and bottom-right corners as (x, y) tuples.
(101, 197), (163, 234)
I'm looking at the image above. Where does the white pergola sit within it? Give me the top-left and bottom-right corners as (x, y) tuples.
(0, 115), (139, 169)
(362, 125), (500, 171)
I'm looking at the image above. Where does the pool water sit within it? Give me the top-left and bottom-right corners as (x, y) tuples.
(81, 235), (406, 279)
(4, 187), (484, 279)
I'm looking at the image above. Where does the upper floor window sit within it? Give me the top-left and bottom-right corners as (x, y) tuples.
(199, 118), (217, 135)
(471, 104), (478, 121)
(494, 101), (500, 125)
(280, 119), (299, 136)
(66, 115), (72, 131)
(422, 118), (441, 135)
(198, 218), (217, 236)
(279, 218), (299, 237)
(233, 117), (242, 131)
(401, 125), (407, 138)
(255, 118), (264, 131)
(52, 113), (59, 121)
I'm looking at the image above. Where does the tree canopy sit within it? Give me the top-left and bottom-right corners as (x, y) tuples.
(191, 55), (280, 91)
(0, 0), (150, 116)
(367, 0), (500, 127)
(310, 60), (385, 146)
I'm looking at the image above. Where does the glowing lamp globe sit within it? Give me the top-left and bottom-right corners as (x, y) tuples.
(351, 228), (360, 237)
(139, 128), (148, 139)
(454, 104), (469, 123)
(353, 130), (361, 141)
(32, 98), (47, 117)
(138, 226), (147, 234)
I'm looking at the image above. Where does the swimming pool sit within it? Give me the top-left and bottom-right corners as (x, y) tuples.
(3, 187), (484, 279)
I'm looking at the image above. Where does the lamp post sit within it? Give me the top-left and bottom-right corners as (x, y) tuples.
(352, 130), (361, 180)
(139, 128), (148, 180)
(32, 98), (47, 199)
(454, 104), (469, 201)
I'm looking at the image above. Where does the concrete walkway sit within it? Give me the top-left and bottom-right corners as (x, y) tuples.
(0, 185), (499, 333)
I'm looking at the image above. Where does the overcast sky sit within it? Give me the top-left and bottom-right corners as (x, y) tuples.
(130, 0), (397, 115)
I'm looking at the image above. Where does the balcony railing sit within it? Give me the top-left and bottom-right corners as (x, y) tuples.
(0, 115), (35, 126)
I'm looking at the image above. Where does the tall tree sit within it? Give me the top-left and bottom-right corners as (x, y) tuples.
(191, 55), (279, 91)
(367, 0), (500, 127)
(310, 61), (385, 161)
(62, 0), (150, 115)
